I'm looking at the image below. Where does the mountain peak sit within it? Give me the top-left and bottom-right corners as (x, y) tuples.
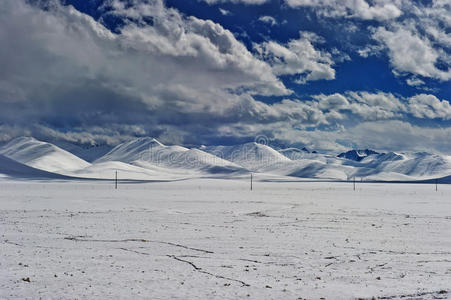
(338, 149), (380, 161)
(6, 136), (38, 145)
(132, 137), (165, 147)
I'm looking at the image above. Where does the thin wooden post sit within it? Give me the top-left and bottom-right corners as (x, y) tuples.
(353, 177), (355, 191)
(251, 173), (253, 191)
(436, 179), (438, 192)
(115, 171), (118, 189)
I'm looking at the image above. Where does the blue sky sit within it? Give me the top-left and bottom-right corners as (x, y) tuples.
(0, 0), (450, 153)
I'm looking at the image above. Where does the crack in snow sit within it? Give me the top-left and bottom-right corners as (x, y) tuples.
(377, 289), (449, 299)
(167, 255), (250, 287)
(64, 236), (214, 254)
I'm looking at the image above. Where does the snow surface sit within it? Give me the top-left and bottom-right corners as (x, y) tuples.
(0, 178), (450, 299)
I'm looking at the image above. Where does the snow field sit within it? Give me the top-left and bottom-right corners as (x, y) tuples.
(1, 179), (450, 299)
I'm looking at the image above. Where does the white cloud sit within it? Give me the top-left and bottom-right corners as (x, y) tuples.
(279, 120), (451, 154)
(346, 91), (406, 120)
(312, 91), (406, 121)
(1, 0), (451, 154)
(254, 31), (335, 83)
(202, 0), (269, 4)
(408, 94), (451, 120)
(348, 120), (451, 154)
(218, 118), (451, 154)
(0, 0), (307, 146)
(314, 93), (349, 110)
(311, 91), (451, 122)
(285, 0), (402, 21)
(0, 0), (291, 109)
(103, 0), (290, 96)
(258, 15), (277, 26)
(406, 77), (425, 87)
(373, 25), (451, 81)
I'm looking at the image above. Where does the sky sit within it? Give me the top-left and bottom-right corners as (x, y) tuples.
(0, 0), (450, 153)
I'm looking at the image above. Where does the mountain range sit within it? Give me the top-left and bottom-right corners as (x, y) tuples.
(1, 136), (450, 182)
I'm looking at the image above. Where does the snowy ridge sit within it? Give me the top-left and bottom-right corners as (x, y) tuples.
(1, 137), (451, 181)
(96, 137), (166, 163)
(256, 156), (353, 180)
(204, 142), (290, 171)
(278, 147), (310, 160)
(352, 152), (451, 180)
(96, 137), (246, 175)
(0, 137), (90, 173)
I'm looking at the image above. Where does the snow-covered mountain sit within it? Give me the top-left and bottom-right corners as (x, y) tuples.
(95, 137), (165, 163)
(0, 137), (90, 173)
(1, 136), (450, 182)
(204, 142), (290, 171)
(0, 154), (72, 179)
(278, 147), (310, 160)
(96, 137), (246, 174)
(337, 149), (380, 161)
(202, 143), (354, 179)
(351, 152), (451, 180)
(258, 158), (354, 180)
(68, 161), (182, 181)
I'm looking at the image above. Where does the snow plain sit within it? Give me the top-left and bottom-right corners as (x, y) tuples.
(1, 178), (450, 299)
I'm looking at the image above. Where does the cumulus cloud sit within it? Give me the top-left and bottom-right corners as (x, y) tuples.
(0, 0), (299, 145)
(373, 25), (451, 81)
(312, 91), (406, 121)
(348, 120), (451, 154)
(346, 91), (407, 120)
(284, 120), (451, 154)
(311, 91), (451, 122)
(218, 118), (451, 155)
(314, 93), (349, 111)
(254, 31), (335, 84)
(284, 0), (402, 21)
(359, 0), (451, 82)
(408, 94), (451, 120)
(102, 0), (289, 95)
